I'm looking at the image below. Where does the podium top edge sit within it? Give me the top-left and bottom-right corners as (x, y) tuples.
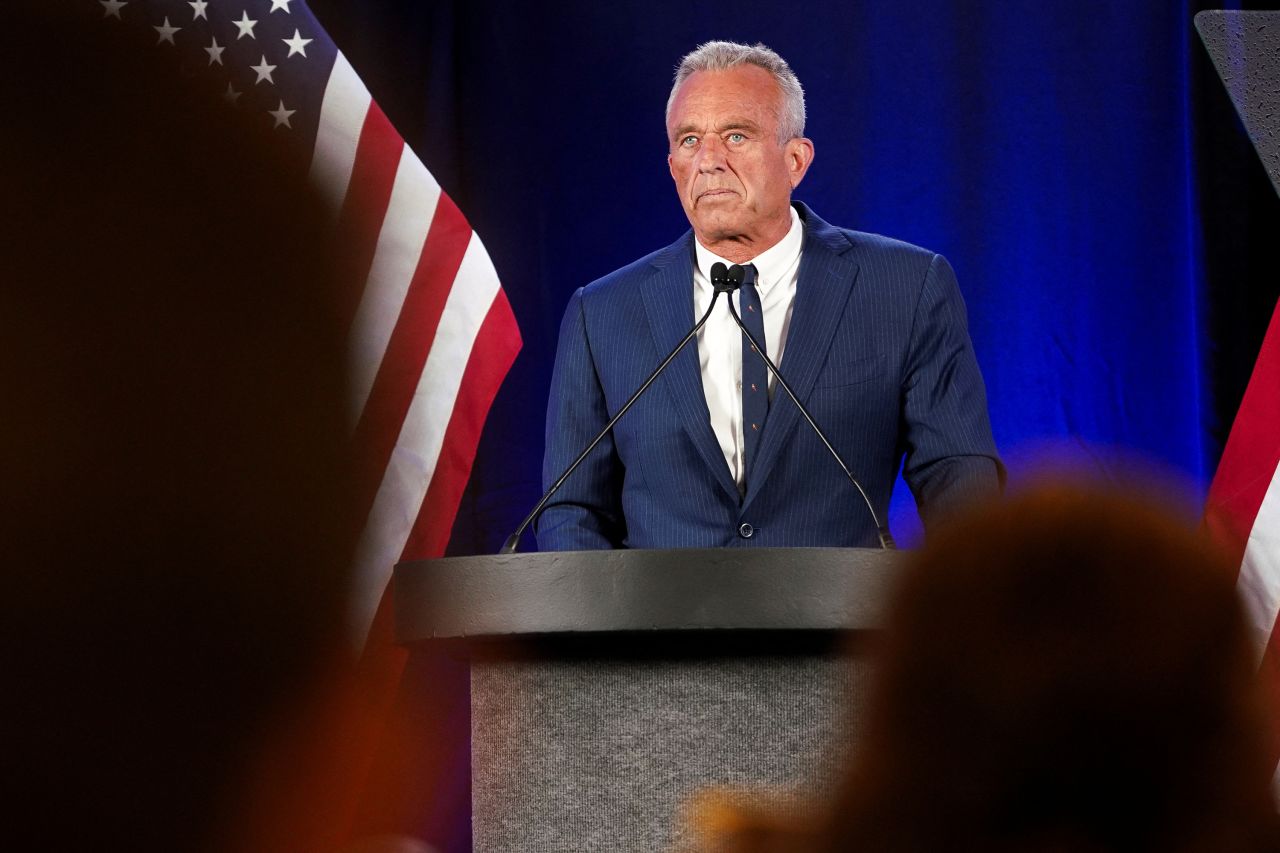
(392, 547), (901, 642)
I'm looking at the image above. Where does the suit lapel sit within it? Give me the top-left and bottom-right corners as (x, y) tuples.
(639, 233), (740, 504)
(743, 204), (860, 513)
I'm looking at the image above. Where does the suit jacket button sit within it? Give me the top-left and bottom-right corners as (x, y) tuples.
(738, 522), (754, 539)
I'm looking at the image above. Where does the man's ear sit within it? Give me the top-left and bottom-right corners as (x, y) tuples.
(786, 137), (815, 188)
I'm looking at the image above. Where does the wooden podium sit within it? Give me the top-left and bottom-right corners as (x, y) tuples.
(393, 547), (898, 852)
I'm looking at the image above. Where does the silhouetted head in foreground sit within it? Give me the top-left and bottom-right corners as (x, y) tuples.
(696, 485), (1279, 852)
(2, 4), (359, 851)
(829, 484), (1278, 852)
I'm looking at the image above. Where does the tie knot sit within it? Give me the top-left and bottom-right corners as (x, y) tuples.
(739, 263), (759, 293)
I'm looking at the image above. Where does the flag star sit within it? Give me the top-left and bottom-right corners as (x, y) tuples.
(204, 36), (225, 65)
(282, 29), (312, 57)
(223, 82), (242, 106)
(232, 10), (258, 40)
(269, 100), (296, 128)
(270, 0), (293, 12)
(100, 0), (128, 19)
(250, 55), (277, 85)
(188, 0), (208, 20)
(153, 17), (181, 45)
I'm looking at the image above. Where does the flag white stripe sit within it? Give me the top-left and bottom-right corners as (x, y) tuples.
(308, 52), (372, 213)
(347, 147), (443, 424)
(1238, 460), (1280, 664)
(346, 233), (503, 645)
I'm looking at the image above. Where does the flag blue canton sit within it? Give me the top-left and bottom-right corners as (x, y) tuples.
(99, 0), (338, 154)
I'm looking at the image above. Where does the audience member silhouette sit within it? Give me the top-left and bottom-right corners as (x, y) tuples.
(2, 5), (367, 851)
(692, 485), (1280, 852)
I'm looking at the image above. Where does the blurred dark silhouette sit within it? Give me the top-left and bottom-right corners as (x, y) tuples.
(1, 4), (363, 851)
(691, 484), (1280, 852)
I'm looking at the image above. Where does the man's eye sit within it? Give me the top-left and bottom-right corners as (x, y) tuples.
(681, 135), (698, 147)
(728, 133), (746, 143)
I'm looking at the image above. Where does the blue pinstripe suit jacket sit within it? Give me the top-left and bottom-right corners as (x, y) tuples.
(537, 203), (1003, 550)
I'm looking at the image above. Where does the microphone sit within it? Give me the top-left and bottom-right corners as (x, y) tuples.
(500, 262), (737, 554)
(724, 264), (896, 550)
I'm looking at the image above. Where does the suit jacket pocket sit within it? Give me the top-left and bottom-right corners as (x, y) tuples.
(812, 354), (886, 390)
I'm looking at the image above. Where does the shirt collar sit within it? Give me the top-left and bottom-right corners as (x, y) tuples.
(693, 205), (803, 295)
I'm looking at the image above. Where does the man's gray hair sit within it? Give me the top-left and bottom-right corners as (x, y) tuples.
(665, 41), (806, 143)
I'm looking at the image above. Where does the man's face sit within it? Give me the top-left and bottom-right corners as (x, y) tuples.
(666, 64), (813, 252)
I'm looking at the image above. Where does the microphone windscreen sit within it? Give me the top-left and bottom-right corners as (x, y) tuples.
(710, 261), (728, 286)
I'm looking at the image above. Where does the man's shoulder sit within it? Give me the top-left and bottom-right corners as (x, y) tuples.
(574, 232), (692, 313)
(585, 235), (689, 291)
(797, 203), (939, 268)
(838, 228), (938, 262)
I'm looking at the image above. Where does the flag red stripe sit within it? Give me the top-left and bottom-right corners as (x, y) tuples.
(1205, 298), (1280, 772)
(351, 194), (473, 516)
(1204, 300), (1280, 571)
(400, 289), (522, 561)
(334, 102), (403, 328)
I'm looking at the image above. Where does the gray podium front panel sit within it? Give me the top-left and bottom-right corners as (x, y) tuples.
(393, 548), (898, 853)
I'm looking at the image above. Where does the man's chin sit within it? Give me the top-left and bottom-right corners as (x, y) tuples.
(690, 210), (747, 238)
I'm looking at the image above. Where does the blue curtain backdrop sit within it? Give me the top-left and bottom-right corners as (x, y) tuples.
(306, 0), (1279, 846)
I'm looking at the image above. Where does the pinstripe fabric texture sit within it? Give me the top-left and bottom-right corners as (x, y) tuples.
(537, 203), (1002, 550)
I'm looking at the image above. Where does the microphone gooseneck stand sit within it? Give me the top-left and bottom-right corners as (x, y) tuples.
(500, 262), (742, 554)
(722, 264), (896, 550)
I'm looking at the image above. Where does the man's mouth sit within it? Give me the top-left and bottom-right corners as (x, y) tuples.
(696, 189), (737, 203)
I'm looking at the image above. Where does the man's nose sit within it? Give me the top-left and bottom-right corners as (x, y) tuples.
(696, 137), (727, 172)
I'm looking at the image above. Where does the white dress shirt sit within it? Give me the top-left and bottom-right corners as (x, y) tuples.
(692, 206), (804, 494)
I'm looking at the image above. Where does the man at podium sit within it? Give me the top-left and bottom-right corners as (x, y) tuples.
(539, 40), (1002, 551)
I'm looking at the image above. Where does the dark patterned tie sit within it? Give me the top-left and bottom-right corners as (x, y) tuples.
(740, 264), (769, 485)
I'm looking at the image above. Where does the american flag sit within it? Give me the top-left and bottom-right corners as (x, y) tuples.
(1204, 298), (1280, 773)
(95, 0), (522, 646)
(1196, 9), (1280, 783)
